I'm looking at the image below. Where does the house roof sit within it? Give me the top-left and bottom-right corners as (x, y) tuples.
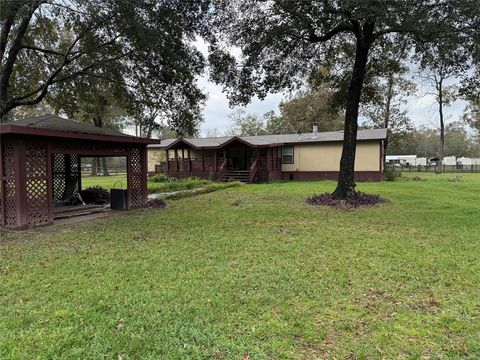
(150, 128), (387, 150)
(0, 114), (161, 144)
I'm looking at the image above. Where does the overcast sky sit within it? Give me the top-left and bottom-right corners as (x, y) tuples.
(193, 39), (469, 137)
(197, 77), (468, 137)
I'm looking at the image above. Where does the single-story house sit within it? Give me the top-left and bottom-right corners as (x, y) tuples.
(148, 127), (387, 182)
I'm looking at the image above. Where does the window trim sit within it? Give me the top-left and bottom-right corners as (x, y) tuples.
(281, 146), (294, 164)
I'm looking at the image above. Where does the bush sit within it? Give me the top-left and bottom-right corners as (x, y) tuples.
(79, 186), (110, 204)
(148, 176), (213, 193)
(383, 166), (402, 181)
(149, 173), (176, 183)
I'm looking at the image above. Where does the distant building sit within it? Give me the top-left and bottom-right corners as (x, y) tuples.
(385, 155), (418, 166)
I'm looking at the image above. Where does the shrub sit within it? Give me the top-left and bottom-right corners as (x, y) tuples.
(149, 173), (176, 183)
(79, 186), (110, 204)
(383, 165), (402, 181)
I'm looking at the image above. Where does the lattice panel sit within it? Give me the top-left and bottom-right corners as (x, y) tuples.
(25, 144), (49, 226)
(52, 153), (81, 203)
(2, 142), (15, 178)
(26, 179), (49, 225)
(26, 145), (47, 179)
(129, 148), (143, 208)
(3, 180), (16, 227)
(1, 142), (16, 227)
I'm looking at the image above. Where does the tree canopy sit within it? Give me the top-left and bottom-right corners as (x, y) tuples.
(0, 0), (209, 135)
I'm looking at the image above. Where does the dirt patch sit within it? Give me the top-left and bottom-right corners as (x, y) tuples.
(306, 192), (385, 209)
(147, 198), (168, 209)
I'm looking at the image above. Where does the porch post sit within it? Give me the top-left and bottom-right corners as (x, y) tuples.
(181, 148), (185, 172)
(187, 148), (191, 172)
(14, 140), (28, 228)
(175, 148), (179, 171)
(267, 147), (271, 171)
(165, 150), (169, 173)
(201, 148), (205, 172)
(214, 150), (217, 179)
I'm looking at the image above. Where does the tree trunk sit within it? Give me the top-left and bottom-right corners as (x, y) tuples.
(437, 78), (445, 174)
(332, 32), (373, 199)
(91, 158), (100, 176)
(101, 157), (109, 176)
(382, 74), (394, 164)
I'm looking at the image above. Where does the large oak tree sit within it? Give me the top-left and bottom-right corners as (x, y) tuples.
(0, 0), (209, 133)
(208, 0), (477, 198)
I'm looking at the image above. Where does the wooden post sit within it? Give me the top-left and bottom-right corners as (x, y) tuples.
(267, 147), (271, 171)
(46, 143), (54, 224)
(214, 150), (217, 179)
(14, 140), (28, 228)
(175, 148), (179, 172)
(0, 139), (4, 226)
(141, 146), (148, 206)
(187, 148), (191, 172)
(165, 150), (169, 173)
(201, 148), (205, 172)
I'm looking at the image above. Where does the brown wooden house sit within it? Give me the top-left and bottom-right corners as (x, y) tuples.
(0, 115), (160, 229)
(148, 128), (387, 183)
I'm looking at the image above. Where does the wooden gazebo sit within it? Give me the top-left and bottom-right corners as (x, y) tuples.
(0, 115), (160, 229)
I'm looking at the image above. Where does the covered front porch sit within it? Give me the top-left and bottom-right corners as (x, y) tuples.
(160, 137), (282, 182)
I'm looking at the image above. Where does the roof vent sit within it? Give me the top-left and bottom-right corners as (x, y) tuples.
(312, 122), (318, 139)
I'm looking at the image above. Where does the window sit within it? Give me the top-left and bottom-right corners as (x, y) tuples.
(281, 146), (294, 164)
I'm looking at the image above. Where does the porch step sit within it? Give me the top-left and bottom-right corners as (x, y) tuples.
(54, 205), (108, 220)
(223, 170), (252, 183)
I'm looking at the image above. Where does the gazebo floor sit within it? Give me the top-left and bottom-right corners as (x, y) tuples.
(53, 204), (108, 220)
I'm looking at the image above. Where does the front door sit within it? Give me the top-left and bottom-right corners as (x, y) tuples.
(227, 146), (249, 170)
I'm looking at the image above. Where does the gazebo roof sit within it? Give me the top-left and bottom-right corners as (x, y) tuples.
(0, 114), (160, 144)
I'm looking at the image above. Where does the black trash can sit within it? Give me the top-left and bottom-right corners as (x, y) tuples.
(110, 181), (128, 210)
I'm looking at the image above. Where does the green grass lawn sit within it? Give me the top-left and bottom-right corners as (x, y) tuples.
(81, 174), (213, 193)
(81, 174), (127, 190)
(1, 173), (480, 358)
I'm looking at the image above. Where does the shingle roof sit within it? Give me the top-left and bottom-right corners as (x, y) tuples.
(2, 114), (130, 137)
(0, 114), (161, 144)
(150, 128), (387, 149)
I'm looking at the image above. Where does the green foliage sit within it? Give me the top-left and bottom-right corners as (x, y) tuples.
(383, 165), (402, 181)
(161, 182), (242, 200)
(385, 124), (480, 158)
(148, 176), (212, 192)
(2, 175), (480, 358)
(1, 0), (209, 134)
(278, 83), (344, 133)
(228, 108), (268, 136)
(464, 99), (480, 133)
(149, 173), (176, 184)
(79, 186), (111, 204)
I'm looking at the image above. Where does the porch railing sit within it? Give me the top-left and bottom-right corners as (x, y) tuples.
(249, 159), (258, 183)
(218, 158), (228, 180)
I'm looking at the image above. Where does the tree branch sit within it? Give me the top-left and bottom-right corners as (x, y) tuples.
(21, 44), (63, 56)
(0, 1), (22, 64)
(308, 23), (353, 43)
(0, 2), (40, 96)
(7, 51), (132, 110)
